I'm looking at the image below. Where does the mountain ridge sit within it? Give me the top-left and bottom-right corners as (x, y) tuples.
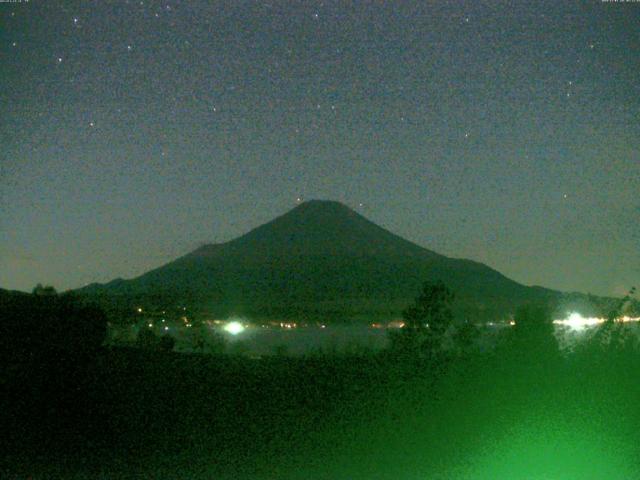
(78, 200), (562, 321)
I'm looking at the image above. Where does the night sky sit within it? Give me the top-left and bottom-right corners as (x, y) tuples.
(1, 1), (638, 296)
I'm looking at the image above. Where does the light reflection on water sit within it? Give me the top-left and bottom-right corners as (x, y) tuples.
(107, 324), (392, 356)
(106, 320), (640, 357)
(218, 325), (390, 355)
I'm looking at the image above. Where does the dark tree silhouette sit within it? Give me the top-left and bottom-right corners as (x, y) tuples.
(391, 280), (454, 358)
(1, 289), (107, 358)
(159, 334), (176, 352)
(136, 327), (159, 350)
(403, 280), (454, 333)
(452, 320), (481, 355)
(32, 283), (58, 296)
(1, 288), (108, 458)
(191, 320), (226, 354)
(607, 286), (636, 321)
(506, 303), (559, 361)
(587, 286), (638, 354)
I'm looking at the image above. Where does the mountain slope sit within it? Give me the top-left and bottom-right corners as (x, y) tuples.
(79, 200), (559, 321)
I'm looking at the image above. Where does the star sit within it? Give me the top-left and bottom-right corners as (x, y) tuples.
(57, 57), (63, 63)
(127, 45), (133, 51)
(89, 121), (95, 127)
(73, 17), (79, 24)
(12, 42), (17, 47)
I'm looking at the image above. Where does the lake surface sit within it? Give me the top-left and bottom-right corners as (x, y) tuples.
(107, 323), (392, 355)
(106, 319), (640, 356)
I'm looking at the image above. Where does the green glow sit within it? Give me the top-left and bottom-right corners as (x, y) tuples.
(452, 416), (635, 479)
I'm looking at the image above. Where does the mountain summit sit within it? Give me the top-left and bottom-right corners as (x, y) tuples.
(190, 200), (438, 260)
(80, 200), (557, 321)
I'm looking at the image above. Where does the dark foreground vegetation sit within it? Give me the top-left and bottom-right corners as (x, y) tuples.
(2, 286), (640, 479)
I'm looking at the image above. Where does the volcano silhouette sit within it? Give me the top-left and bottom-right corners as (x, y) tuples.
(80, 200), (557, 321)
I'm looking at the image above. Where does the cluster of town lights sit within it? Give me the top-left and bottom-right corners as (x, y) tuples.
(553, 312), (640, 331)
(137, 306), (638, 334)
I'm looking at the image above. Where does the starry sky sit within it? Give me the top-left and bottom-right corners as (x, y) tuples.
(1, 0), (638, 296)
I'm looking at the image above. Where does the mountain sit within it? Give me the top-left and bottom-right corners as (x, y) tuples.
(79, 200), (561, 322)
